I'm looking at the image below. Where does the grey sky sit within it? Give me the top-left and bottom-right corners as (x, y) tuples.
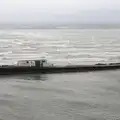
(0, 0), (120, 23)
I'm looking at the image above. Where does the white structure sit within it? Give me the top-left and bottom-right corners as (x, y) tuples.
(17, 59), (53, 67)
(17, 60), (35, 67)
(42, 60), (53, 67)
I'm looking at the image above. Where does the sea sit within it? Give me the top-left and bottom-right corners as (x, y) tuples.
(0, 29), (120, 120)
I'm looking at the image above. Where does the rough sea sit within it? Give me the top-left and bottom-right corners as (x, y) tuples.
(0, 29), (120, 120)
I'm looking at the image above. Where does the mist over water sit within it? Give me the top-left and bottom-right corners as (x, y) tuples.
(0, 29), (120, 120)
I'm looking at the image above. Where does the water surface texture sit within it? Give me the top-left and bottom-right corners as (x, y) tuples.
(0, 71), (120, 120)
(0, 29), (120, 120)
(0, 29), (120, 65)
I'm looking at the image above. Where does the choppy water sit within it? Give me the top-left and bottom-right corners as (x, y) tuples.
(0, 29), (120, 120)
(1, 29), (120, 65)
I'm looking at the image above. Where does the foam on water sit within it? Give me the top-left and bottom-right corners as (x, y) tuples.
(0, 29), (120, 120)
(0, 29), (120, 65)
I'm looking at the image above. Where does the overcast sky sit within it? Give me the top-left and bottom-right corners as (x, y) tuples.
(0, 0), (120, 24)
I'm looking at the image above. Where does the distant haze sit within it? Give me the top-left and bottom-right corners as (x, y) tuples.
(0, 0), (120, 24)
